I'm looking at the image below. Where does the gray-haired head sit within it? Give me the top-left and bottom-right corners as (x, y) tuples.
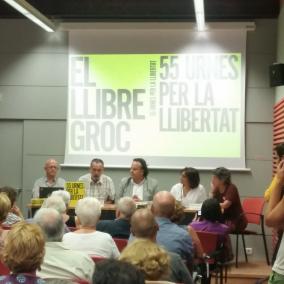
(41, 195), (66, 214)
(75, 197), (101, 227)
(34, 208), (64, 242)
(51, 190), (71, 208)
(117, 197), (136, 220)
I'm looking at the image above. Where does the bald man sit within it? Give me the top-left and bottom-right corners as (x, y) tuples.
(32, 159), (66, 198)
(151, 191), (193, 262)
(131, 208), (193, 284)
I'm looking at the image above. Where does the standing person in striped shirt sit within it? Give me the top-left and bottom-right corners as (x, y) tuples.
(79, 158), (115, 204)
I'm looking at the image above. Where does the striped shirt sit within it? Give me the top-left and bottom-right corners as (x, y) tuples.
(79, 173), (115, 201)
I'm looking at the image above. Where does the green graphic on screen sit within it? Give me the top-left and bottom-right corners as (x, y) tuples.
(68, 54), (242, 158)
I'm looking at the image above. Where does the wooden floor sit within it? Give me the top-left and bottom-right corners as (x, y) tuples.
(211, 261), (271, 284)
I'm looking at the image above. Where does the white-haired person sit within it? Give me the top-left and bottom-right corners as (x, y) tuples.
(34, 208), (94, 281)
(41, 195), (70, 233)
(62, 197), (120, 258)
(96, 196), (136, 239)
(51, 190), (75, 227)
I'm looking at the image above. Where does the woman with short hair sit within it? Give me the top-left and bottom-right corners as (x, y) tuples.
(120, 239), (170, 281)
(211, 167), (247, 232)
(62, 197), (120, 258)
(0, 222), (45, 283)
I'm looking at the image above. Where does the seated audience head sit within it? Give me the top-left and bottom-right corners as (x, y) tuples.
(44, 159), (60, 179)
(152, 191), (175, 219)
(3, 222), (45, 273)
(116, 197), (136, 220)
(212, 167), (231, 188)
(75, 197), (101, 227)
(131, 158), (149, 183)
(90, 158), (104, 182)
(201, 198), (222, 222)
(120, 239), (169, 281)
(0, 192), (11, 223)
(170, 200), (185, 224)
(34, 208), (65, 242)
(0, 186), (17, 207)
(275, 143), (284, 163)
(51, 190), (71, 209)
(131, 208), (158, 240)
(180, 167), (200, 189)
(42, 195), (66, 214)
(93, 259), (145, 284)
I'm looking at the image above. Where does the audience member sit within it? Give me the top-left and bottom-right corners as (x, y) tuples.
(51, 190), (75, 227)
(120, 239), (170, 281)
(171, 167), (207, 207)
(41, 195), (69, 233)
(63, 197), (120, 258)
(93, 259), (145, 284)
(79, 158), (115, 203)
(190, 198), (233, 261)
(151, 191), (193, 262)
(32, 159), (66, 198)
(34, 208), (94, 281)
(131, 208), (193, 284)
(97, 196), (136, 239)
(211, 167), (247, 232)
(170, 201), (203, 258)
(116, 158), (158, 202)
(266, 160), (284, 284)
(0, 192), (11, 249)
(0, 222), (45, 284)
(0, 186), (23, 226)
(264, 143), (284, 201)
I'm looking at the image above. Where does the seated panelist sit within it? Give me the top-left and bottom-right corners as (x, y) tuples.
(79, 158), (115, 203)
(171, 167), (207, 207)
(116, 158), (158, 202)
(32, 159), (66, 198)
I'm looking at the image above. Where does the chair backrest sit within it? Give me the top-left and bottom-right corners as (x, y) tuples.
(113, 238), (128, 252)
(242, 197), (265, 225)
(90, 255), (106, 263)
(0, 261), (10, 275)
(195, 231), (219, 255)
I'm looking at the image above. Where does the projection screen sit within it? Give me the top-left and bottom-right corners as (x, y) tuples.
(64, 27), (247, 169)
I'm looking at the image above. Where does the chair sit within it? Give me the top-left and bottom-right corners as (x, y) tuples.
(234, 197), (269, 268)
(90, 255), (106, 263)
(0, 261), (10, 275)
(113, 238), (128, 252)
(195, 231), (227, 284)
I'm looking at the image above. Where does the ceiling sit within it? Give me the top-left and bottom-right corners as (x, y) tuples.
(0, 0), (280, 21)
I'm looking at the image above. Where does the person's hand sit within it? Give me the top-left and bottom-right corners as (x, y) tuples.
(132, 195), (141, 202)
(276, 160), (284, 186)
(11, 205), (22, 217)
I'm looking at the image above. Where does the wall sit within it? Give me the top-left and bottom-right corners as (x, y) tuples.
(0, 18), (276, 261)
(276, 3), (284, 103)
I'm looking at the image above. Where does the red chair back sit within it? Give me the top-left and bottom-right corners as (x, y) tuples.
(242, 197), (265, 225)
(90, 255), (106, 263)
(196, 231), (219, 255)
(113, 238), (128, 252)
(0, 261), (10, 275)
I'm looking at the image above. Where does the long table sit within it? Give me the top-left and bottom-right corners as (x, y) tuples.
(28, 203), (198, 225)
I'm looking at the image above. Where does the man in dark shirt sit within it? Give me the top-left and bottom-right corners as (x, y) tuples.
(97, 197), (136, 239)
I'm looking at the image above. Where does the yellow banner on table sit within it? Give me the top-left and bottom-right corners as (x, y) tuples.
(66, 182), (86, 207)
(31, 198), (45, 207)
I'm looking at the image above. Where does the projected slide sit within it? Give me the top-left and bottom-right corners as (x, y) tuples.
(65, 51), (245, 169)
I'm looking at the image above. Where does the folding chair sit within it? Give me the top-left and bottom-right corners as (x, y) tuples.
(113, 238), (128, 252)
(195, 231), (227, 284)
(234, 197), (269, 268)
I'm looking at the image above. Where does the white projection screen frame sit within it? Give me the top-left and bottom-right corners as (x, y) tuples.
(64, 26), (247, 169)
